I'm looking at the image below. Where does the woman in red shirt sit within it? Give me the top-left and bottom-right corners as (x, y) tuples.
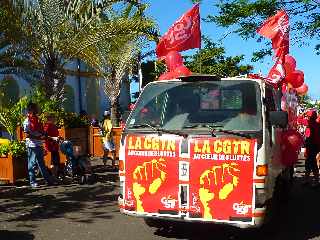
(44, 114), (60, 179)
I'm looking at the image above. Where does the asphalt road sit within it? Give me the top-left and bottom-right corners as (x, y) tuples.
(1, 160), (320, 240)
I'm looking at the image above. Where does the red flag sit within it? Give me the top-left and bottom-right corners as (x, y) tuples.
(266, 57), (285, 85)
(257, 10), (289, 58)
(272, 33), (289, 59)
(156, 4), (201, 58)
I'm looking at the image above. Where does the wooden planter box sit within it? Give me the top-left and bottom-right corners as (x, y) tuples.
(61, 127), (89, 155)
(0, 154), (28, 184)
(89, 126), (122, 159)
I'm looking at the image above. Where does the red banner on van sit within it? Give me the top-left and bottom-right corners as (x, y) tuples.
(188, 138), (257, 223)
(124, 135), (181, 215)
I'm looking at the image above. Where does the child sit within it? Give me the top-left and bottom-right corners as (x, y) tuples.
(44, 113), (60, 179)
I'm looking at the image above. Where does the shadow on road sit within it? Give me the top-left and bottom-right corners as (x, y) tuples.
(0, 230), (34, 240)
(150, 178), (320, 240)
(0, 169), (118, 225)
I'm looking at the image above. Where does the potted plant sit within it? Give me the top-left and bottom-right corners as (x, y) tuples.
(0, 141), (27, 184)
(0, 97), (28, 140)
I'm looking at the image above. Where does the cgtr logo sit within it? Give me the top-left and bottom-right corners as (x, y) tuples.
(233, 202), (251, 215)
(161, 196), (177, 209)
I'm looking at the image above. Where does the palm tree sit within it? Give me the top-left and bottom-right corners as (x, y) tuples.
(8, 0), (156, 103)
(0, 0), (39, 83)
(85, 2), (158, 125)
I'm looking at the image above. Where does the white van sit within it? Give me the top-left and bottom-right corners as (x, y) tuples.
(118, 75), (291, 228)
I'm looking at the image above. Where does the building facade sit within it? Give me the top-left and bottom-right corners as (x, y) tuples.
(0, 60), (131, 136)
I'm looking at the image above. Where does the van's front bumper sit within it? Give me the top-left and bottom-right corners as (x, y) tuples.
(118, 196), (265, 229)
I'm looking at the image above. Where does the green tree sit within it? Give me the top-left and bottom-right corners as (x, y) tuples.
(86, 3), (158, 125)
(0, 96), (28, 140)
(140, 60), (165, 87)
(0, 0), (39, 82)
(140, 37), (253, 88)
(0, 76), (20, 107)
(199, 0), (320, 59)
(7, 0), (156, 103)
(299, 94), (317, 109)
(185, 37), (253, 76)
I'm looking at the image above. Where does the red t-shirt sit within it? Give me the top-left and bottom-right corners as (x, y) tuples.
(44, 122), (59, 152)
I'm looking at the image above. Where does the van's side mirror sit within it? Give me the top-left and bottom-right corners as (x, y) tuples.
(269, 111), (288, 128)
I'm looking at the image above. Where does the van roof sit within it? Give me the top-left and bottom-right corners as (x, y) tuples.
(152, 74), (268, 86)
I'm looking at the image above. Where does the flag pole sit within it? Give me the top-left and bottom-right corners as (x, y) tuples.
(198, 47), (202, 74)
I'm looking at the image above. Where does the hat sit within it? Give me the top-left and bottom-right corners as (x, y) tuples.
(104, 110), (111, 116)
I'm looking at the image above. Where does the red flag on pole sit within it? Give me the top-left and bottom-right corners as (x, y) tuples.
(257, 10), (289, 59)
(156, 4), (201, 58)
(266, 57), (286, 85)
(257, 10), (289, 85)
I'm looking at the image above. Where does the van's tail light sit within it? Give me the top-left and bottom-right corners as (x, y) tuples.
(119, 160), (124, 171)
(256, 165), (268, 176)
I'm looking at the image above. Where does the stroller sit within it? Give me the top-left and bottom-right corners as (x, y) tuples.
(59, 139), (92, 184)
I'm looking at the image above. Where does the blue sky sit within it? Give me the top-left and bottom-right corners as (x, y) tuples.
(133, 0), (319, 99)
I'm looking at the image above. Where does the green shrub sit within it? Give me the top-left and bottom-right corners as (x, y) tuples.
(61, 112), (89, 128)
(0, 141), (26, 158)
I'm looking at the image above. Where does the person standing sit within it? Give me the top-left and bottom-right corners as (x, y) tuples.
(23, 102), (53, 187)
(305, 110), (320, 185)
(101, 111), (116, 169)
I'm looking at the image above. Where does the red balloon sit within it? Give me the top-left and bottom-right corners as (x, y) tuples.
(165, 51), (183, 72)
(286, 70), (304, 88)
(158, 71), (175, 80)
(305, 128), (311, 137)
(160, 51), (192, 81)
(296, 116), (304, 125)
(282, 129), (304, 152)
(306, 109), (316, 117)
(302, 118), (308, 126)
(173, 65), (192, 77)
(284, 55), (296, 75)
(295, 83), (308, 95)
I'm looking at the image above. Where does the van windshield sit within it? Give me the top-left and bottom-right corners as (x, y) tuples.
(126, 80), (262, 132)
